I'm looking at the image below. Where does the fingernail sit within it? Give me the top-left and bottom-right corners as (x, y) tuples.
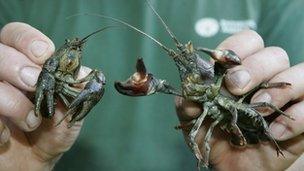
(269, 121), (286, 139)
(30, 40), (49, 58)
(253, 92), (272, 103)
(26, 110), (40, 129)
(228, 69), (251, 89)
(20, 66), (41, 87)
(0, 127), (10, 145)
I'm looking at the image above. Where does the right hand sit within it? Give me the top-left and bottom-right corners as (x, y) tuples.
(175, 30), (304, 171)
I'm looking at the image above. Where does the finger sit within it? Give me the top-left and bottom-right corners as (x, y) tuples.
(251, 63), (304, 114)
(175, 96), (202, 122)
(0, 119), (10, 146)
(0, 22), (55, 64)
(0, 43), (41, 91)
(0, 82), (41, 131)
(269, 100), (304, 141)
(28, 102), (83, 161)
(225, 47), (290, 95)
(286, 152), (304, 171)
(217, 29), (264, 60)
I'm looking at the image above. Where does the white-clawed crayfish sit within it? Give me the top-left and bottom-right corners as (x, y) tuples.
(34, 27), (109, 127)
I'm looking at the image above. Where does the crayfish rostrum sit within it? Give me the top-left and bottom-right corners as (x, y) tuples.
(88, 1), (295, 168)
(34, 27), (108, 127)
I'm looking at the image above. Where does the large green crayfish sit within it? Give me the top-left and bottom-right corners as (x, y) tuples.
(87, 2), (294, 168)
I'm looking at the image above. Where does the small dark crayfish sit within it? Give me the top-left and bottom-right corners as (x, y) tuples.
(34, 27), (108, 127)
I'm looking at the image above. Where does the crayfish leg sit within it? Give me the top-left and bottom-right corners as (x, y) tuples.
(174, 119), (196, 130)
(265, 130), (285, 157)
(227, 107), (247, 146)
(58, 93), (70, 108)
(203, 116), (223, 167)
(238, 81), (291, 103)
(188, 104), (210, 167)
(259, 117), (285, 157)
(55, 108), (76, 127)
(260, 82), (291, 89)
(249, 102), (295, 120)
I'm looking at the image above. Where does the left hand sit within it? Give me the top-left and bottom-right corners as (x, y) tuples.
(0, 22), (91, 170)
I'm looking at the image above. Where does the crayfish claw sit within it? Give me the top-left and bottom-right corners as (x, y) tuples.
(197, 47), (241, 66)
(34, 69), (56, 118)
(63, 72), (105, 128)
(136, 58), (147, 75)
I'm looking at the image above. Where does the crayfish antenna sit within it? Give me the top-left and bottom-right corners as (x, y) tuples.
(80, 25), (120, 44)
(146, 0), (183, 50)
(55, 111), (72, 127)
(67, 13), (174, 56)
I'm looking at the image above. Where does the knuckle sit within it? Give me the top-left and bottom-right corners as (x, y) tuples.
(0, 82), (31, 116)
(0, 22), (30, 43)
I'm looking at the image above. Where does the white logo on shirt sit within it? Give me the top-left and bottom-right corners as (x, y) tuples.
(195, 18), (219, 38)
(195, 18), (257, 37)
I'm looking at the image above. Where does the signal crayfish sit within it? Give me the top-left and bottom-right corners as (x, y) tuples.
(79, 2), (296, 168)
(34, 27), (108, 127)
(67, 1), (295, 168)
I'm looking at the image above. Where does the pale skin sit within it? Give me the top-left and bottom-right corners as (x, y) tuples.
(0, 22), (303, 170)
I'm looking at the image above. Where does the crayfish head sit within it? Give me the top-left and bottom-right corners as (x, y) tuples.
(58, 41), (82, 73)
(68, 38), (85, 50)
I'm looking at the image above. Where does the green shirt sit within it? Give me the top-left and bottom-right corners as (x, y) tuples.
(1, 0), (303, 170)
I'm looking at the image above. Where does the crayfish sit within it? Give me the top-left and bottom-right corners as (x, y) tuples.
(76, 1), (294, 168)
(34, 27), (108, 127)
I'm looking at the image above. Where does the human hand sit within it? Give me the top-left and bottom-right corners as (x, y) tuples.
(0, 22), (90, 171)
(175, 30), (304, 171)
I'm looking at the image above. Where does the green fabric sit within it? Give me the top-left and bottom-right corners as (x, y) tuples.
(0, 0), (303, 170)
